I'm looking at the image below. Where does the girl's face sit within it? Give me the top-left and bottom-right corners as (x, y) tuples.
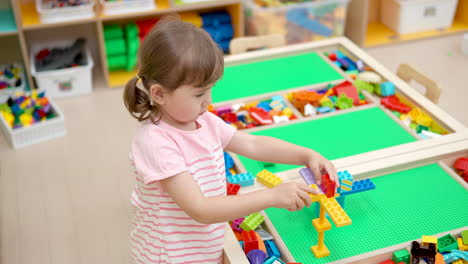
(159, 84), (212, 128)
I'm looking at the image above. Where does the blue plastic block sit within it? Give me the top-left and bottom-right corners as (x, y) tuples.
(286, 9), (333, 36)
(200, 11), (231, 27)
(335, 50), (346, 59)
(340, 179), (375, 196)
(227, 172), (254, 187)
(336, 58), (350, 70)
(264, 256), (285, 264)
(316, 106), (335, 113)
(257, 101), (272, 112)
(224, 152), (234, 170)
(239, 241), (244, 249)
(343, 57), (358, 71)
(443, 250), (468, 263)
(334, 61), (342, 68)
(203, 24), (234, 42)
(299, 167), (317, 185)
(380, 82), (396, 97)
(265, 240), (281, 258)
(338, 170), (353, 193)
(218, 39), (230, 53)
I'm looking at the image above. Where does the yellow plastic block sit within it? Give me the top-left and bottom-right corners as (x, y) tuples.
(422, 235), (438, 248)
(452, 260), (468, 264)
(311, 244), (330, 258)
(308, 185), (326, 203)
(245, 101), (259, 109)
(229, 168), (236, 175)
(321, 198), (352, 227)
(256, 169), (282, 188)
(409, 108), (432, 127)
(180, 12), (202, 27)
(312, 218), (331, 232)
(458, 238), (468, 251)
(282, 107), (293, 118)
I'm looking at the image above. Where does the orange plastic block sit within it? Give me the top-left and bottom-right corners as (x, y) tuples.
(254, 231), (267, 254)
(241, 230), (258, 254)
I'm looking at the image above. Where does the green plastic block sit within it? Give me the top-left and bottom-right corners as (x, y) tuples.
(416, 125), (429, 133)
(240, 212), (264, 231)
(104, 24), (123, 40)
(392, 111), (401, 118)
(437, 234), (458, 252)
(461, 230), (468, 244)
(354, 79), (375, 94)
(261, 161), (275, 167)
(345, 70), (359, 76)
(321, 100), (334, 108)
(105, 39), (126, 56)
(392, 249), (410, 264)
(335, 94), (353, 110)
(107, 55), (127, 71)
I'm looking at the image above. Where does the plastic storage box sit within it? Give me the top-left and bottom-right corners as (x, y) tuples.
(31, 41), (94, 98)
(381, 0), (459, 34)
(36, 0), (95, 24)
(100, 0), (156, 16)
(244, 0), (350, 44)
(0, 63), (26, 102)
(0, 97), (66, 149)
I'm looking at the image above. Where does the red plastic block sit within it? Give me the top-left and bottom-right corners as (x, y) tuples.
(223, 112), (238, 123)
(321, 173), (336, 198)
(379, 260), (395, 264)
(454, 157), (468, 172)
(241, 230), (258, 254)
(463, 171), (468, 182)
(227, 183), (241, 195)
(333, 81), (360, 105)
(328, 53), (337, 61)
(381, 96), (412, 113)
(249, 107), (273, 125)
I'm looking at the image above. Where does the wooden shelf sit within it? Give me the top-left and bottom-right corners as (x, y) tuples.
(365, 20), (468, 47)
(19, 2), (97, 30)
(0, 9), (18, 36)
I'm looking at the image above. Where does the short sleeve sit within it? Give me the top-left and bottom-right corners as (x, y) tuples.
(131, 128), (187, 184)
(205, 112), (236, 148)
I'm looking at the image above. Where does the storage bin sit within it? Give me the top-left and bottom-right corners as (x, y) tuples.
(244, 0), (350, 44)
(100, 0), (156, 16)
(0, 63), (26, 102)
(36, 0), (95, 24)
(30, 41), (94, 98)
(381, 0), (459, 34)
(0, 95), (66, 149)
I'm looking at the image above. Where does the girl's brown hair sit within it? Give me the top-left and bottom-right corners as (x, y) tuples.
(123, 18), (224, 123)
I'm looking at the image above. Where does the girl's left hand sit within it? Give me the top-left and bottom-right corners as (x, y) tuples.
(306, 151), (339, 187)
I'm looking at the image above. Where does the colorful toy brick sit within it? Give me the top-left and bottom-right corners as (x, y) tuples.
(381, 95), (412, 114)
(379, 260), (396, 264)
(437, 234), (458, 252)
(256, 228), (273, 241)
(321, 173), (336, 198)
(308, 184), (326, 203)
(462, 230), (468, 244)
(247, 249), (267, 264)
(227, 183), (241, 195)
(224, 152), (234, 171)
(458, 238), (468, 251)
(443, 250), (468, 263)
(241, 230), (259, 254)
(264, 256), (286, 264)
(335, 94), (354, 110)
(332, 81), (359, 105)
(231, 217), (244, 232)
(380, 82), (396, 97)
(392, 249), (410, 264)
(227, 172), (254, 187)
(299, 167), (317, 185)
(254, 232), (267, 254)
(320, 197), (352, 227)
(265, 240), (281, 258)
(454, 158), (468, 173)
(240, 212), (264, 231)
(422, 235), (438, 248)
(340, 179), (376, 196)
(337, 170), (353, 192)
(256, 169), (283, 188)
(411, 241), (436, 264)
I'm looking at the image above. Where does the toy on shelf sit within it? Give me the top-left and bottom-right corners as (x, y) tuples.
(100, 0), (156, 16)
(36, 0), (95, 24)
(286, 81), (369, 117)
(209, 95), (297, 130)
(0, 91), (57, 129)
(104, 23), (139, 71)
(453, 157), (468, 183)
(0, 64), (25, 96)
(200, 10), (234, 53)
(324, 50), (448, 140)
(34, 38), (88, 72)
(299, 167), (376, 258)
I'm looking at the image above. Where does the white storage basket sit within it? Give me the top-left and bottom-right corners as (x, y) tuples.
(100, 0), (155, 15)
(31, 40), (94, 98)
(0, 98), (66, 149)
(36, 0), (95, 24)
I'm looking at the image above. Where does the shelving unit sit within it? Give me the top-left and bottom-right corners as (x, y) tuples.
(345, 0), (468, 47)
(1, 0), (244, 92)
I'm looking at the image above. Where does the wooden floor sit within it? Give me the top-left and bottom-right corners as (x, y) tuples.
(1, 34), (467, 264)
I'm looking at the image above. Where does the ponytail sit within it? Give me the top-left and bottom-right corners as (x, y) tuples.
(123, 76), (159, 123)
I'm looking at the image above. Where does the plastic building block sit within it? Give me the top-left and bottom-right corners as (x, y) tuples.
(227, 182), (240, 196)
(335, 94), (354, 110)
(264, 256), (286, 264)
(35, 38), (87, 72)
(320, 197), (352, 227)
(454, 158), (468, 172)
(411, 241), (436, 264)
(249, 107), (273, 125)
(380, 82), (396, 97)
(240, 212), (264, 231)
(256, 228), (273, 241)
(200, 11), (231, 27)
(254, 231), (267, 253)
(354, 79), (376, 94)
(437, 234), (458, 252)
(381, 95), (412, 113)
(321, 173), (336, 198)
(309, 184), (326, 204)
(443, 250), (468, 263)
(224, 152), (234, 171)
(241, 230), (258, 254)
(227, 172), (254, 187)
(299, 167), (317, 185)
(458, 238), (468, 251)
(332, 81), (360, 105)
(304, 103), (316, 116)
(340, 179), (376, 196)
(379, 260), (396, 264)
(239, 240), (244, 249)
(462, 230), (468, 244)
(422, 236), (438, 247)
(265, 240), (281, 259)
(247, 249), (267, 264)
(231, 217), (244, 232)
(337, 170), (353, 192)
(311, 243), (330, 258)
(392, 249), (410, 264)
(256, 169), (283, 188)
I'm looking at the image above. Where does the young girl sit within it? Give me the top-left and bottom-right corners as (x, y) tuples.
(124, 19), (339, 264)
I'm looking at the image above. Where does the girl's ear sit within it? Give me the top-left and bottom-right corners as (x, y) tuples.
(150, 84), (166, 105)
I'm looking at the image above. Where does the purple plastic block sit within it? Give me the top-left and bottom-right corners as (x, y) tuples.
(299, 167), (317, 185)
(247, 249), (267, 264)
(216, 105), (231, 116)
(231, 217), (244, 232)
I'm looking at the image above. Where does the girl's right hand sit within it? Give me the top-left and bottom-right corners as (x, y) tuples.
(269, 182), (320, 212)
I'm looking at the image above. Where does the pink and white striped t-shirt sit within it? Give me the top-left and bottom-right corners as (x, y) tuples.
(129, 112), (236, 264)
